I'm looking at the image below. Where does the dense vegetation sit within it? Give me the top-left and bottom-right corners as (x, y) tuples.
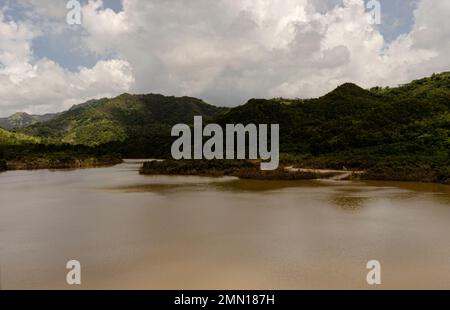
(0, 148), (6, 172)
(141, 159), (338, 180)
(0, 94), (225, 170)
(1, 72), (449, 182)
(22, 94), (226, 157)
(0, 127), (42, 145)
(0, 127), (120, 170)
(3, 144), (121, 170)
(0, 112), (57, 130)
(214, 72), (450, 183)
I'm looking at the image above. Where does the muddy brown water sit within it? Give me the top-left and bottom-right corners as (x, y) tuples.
(1, 160), (450, 289)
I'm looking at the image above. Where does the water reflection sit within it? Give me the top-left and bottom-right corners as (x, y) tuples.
(107, 175), (450, 211)
(1, 162), (450, 289)
(329, 195), (370, 211)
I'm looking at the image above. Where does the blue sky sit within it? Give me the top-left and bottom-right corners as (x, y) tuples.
(377, 0), (418, 42)
(318, 0), (419, 41)
(3, 0), (123, 71)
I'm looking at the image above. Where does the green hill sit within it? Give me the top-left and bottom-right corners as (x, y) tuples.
(215, 72), (450, 182)
(5, 71), (450, 182)
(19, 72), (449, 158)
(21, 94), (226, 156)
(216, 73), (450, 155)
(0, 112), (57, 130)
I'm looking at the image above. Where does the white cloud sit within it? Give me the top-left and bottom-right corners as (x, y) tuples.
(78, 0), (449, 106)
(381, 0), (450, 83)
(0, 0), (448, 116)
(0, 9), (133, 116)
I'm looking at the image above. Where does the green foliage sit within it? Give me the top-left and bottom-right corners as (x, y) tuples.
(0, 112), (57, 130)
(21, 94), (226, 156)
(0, 147), (6, 171)
(2, 143), (121, 170)
(141, 159), (335, 180)
(2, 72), (449, 182)
(141, 159), (255, 176)
(0, 128), (42, 145)
(214, 73), (450, 182)
(62, 119), (127, 146)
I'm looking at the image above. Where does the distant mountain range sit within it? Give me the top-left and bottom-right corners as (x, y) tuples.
(0, 112), (59, 130)
(0, 72), (449, 179)
(11, 94), (225, 156)
(0, 98), (108, 130)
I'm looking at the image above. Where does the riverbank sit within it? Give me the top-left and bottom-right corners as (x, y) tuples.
(2, 156), (448, 184)
(140, 160), (362, 181)
(0, 143), (123, 171)
(5, 156), (122, 170)
(140, 159), (450, 184)
(0, 159), (6, 172)
(285, 166), (365, 180)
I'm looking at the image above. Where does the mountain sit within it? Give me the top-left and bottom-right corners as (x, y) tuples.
(18, 72), (450, 156)
(21, 93), (227, 156)
(8, 71), (450, 181)
(214, 72), (450, 181)
(0, 112), (58, 130)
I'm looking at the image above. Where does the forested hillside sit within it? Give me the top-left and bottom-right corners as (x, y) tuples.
(215, 72), (450, 182)
(21, 94), (226, 156)
(1, 72), (449, 182)
(0, 112), (57, 130)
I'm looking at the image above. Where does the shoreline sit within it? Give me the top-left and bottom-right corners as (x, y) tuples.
(1, 158), (448, 186)
(4, 158), (123, 171)
(139, 160), (450, 185)
(284, 166), (365, 181)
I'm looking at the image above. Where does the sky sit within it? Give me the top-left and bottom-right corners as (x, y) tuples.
(0, 0), (448, 116)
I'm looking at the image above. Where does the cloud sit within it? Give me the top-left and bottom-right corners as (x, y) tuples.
(80, 0), (389, 104)
(0, 8), (133, 116)
(0, 0), (448, 116)
(78, 0), (449, 106)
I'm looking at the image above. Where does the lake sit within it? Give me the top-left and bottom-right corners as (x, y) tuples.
(1, 160), (450, 289)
